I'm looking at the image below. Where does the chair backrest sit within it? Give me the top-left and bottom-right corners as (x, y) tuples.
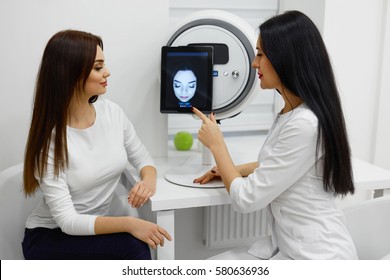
(343, 196), (390, 260)
(0, 163), (42, 260)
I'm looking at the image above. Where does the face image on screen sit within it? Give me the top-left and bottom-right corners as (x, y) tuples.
(160, 46), (213, 113)
(173, 69), (197, 103)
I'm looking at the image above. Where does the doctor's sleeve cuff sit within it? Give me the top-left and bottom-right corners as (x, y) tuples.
(230, 177), (251, 213)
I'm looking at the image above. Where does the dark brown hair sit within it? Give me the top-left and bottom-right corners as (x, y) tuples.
(24, 30), (103, 196)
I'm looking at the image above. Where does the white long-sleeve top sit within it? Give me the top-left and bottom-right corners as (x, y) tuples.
(229, 104), (357, 259)
(26, 98), (155, 235)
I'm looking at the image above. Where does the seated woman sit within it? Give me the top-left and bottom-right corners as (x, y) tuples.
(22, 29), (171, 260)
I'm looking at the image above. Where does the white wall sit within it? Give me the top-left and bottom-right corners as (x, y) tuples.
(374, 1), (390, 170)
(323, 0), (387, 163)
(280, 0), (326, 32)
(0, 0), (170, 172)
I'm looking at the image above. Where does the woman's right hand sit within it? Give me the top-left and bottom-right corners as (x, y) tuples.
(192, 107), (224, 150)
(128, 218), (172, 250)
(193, 166), (221, 184)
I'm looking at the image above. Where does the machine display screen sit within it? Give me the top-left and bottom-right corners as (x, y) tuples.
(160, 46), (213, 113)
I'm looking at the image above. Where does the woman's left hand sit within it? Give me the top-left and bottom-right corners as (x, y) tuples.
(192, 107), (224, 150)
(128, 180), (156, 208)
(193, 166), (221, 184)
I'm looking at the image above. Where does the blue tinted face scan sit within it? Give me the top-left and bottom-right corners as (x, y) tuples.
(160, 46), (213, 113)
(173, 69), (197, 104)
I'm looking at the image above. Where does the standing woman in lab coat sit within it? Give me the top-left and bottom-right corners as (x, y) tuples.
(22, 30), (171, 259)
(193, 10), (358, 259)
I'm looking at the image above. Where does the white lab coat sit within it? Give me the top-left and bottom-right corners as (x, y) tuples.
(229, 104), (358, 259)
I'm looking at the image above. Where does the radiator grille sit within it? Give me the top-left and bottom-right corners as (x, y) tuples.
(204, 204), (270, 249)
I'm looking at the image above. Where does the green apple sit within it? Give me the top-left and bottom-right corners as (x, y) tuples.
(174, 131), (193, 151)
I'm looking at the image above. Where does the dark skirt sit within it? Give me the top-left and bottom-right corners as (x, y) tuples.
(22, 227), (151, 260)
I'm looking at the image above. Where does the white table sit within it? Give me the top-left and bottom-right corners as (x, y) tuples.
(125, 135), (390, 260)
(123, 154), (231, 260)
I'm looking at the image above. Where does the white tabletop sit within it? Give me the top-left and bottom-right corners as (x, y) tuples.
(352, 158), (390, 190)
(151, 157), (231, 211)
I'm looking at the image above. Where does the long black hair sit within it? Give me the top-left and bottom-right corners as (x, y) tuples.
(260, 10), (354, 196)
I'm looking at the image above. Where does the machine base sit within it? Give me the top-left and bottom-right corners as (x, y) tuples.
(164, 164), (225, 188)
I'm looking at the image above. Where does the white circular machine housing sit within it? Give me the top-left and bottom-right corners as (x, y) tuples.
(167, 10), (259, 120)
(165, 10), (260, 188)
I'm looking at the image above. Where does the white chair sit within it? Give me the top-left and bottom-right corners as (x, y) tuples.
(0, 163), (42, 259)
(342, 195), (390, 260)
(0, 163), (154, 260)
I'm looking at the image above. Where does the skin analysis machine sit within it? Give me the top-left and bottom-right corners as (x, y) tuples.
(160, 10), (260, 188)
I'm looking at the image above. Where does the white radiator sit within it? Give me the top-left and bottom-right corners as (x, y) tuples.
(204, 204), (270, 249)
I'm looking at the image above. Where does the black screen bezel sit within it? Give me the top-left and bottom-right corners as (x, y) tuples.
(160, 46), (213, 114)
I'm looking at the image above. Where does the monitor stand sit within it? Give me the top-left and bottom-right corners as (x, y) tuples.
(164, 143), (225, 188)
